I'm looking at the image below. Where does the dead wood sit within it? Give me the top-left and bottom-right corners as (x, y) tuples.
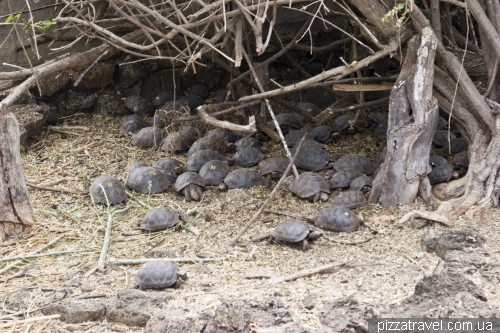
(270, 260), (352, 284)
(369, 27), (439, 207)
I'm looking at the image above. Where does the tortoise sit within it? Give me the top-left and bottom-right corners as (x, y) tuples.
(451, 151), (469, 168)
(284, 130), (307, 147)
(230, 147), (263, 167)
(187, 135), (229, 157)
(89, 175), (127, 205)
(330, 170), (363, 190)
(159, 100), (183, 113)
(174, 172), (206, 202)
(289, 172), (331, 203)
(234, 136), (263, 151)
(184, 149), (225, 172)
(126, 166), (171, 194)
(153, 110), (174, 128)
(442, 138), (469, 154)
(140, 207), (184, 231)
(297, 102), (321, 117)
(259, 157), (289, 188)
(433, 130), (456, 147)
(314, 206), (360, 232)
(331, 190), (367, 209)
(254, 219), (323, 251)
(199, 160), (231, 186)
(334, 154), (376, 175)
(302, 88), (338, 108)
(213, 90), (240, 103)
(178, 95), (204, 111)
(135, 260), (179, 289)
(186, 84), (209, 98)
(150, 91), (174, 109)
(368, 113), (388, 137)
(291, 144), (332, 171)
(126, 161), (147, 175)
(428, 163), (454, 185)
(126, 95), (153, 116)
(207, 128), (241, 144)
(292, 112), (308, 128)
(152, 158), (183, 182)
(307, 125), (334, 143)
(120, 115), (148, 136)
(349, 175), (373, 192)
(220, 168), (264, 190)
(131, 127), (166, 147)
(272, 113), (302, 134)
(332, 115), (355, 133)
(436, 115), (448, 130)
(295, 138), (324, 150)
(161, 127), (198, 153)
(429, 155), (448, 167)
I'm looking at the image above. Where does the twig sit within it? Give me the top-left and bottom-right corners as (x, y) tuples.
(172, 101), (262, 122)
(72, 141), (103, 154)
(73, 50), (109, 87)
(227, 135), (306, 247)
(26, 182), (82, 194)
(329, 237), (374, 245)
(0, 250), (91, 263)
(0, 235), (65, 275)
(0, 314), (61, 328)
(113, 257), (225, 264)
(245, 274), (272, 279)
(270, 260), (351, 284)
(197, 105), (257, 133)
(97, 207), (128, 270)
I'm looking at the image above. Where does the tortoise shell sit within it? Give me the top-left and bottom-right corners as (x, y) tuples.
(184, 149), (225, 172)
(292, 145), (331, 171)
(126, 166), (171, 194)
(446, 138), (469, 154)
(89, 175), (127, 205)
(349, 175), (373, 191)
(315, 206), (360, 232)
(272, 219), (310, 243)
(231, 147), (262, 167)
(153, 158), (183, 182)
(436, 116), (448, 130)
(284, 130), (307, 147)
(178, 95), (204, 111)
(428, 163), (454, 185)
(330, 170), (363, 190)
(334, 155), (375, 175)
(234, 137), (262, 151)
(307, 125), (334, 143)
(259, 157), (289, 176)
(135, 260), (178, 289)
(140, 207), (180, 231)
(332, 115), (354, 132)
(275, 113), (301, 130)
(131, 127), (166, 147)
(451, 151), (469, 167)
(161, 128), (198, 153)
(224, 169), (264, 189)
(289, 172), (330, 199)
(433, 130), (456, 147)
(186, 84), (209, 98)
(174, 172), (206, 192)
(120, 115), (148, 136)
(150, 91), (174, 109)
(429, 155), (448, 167)
(331, 190), (367, 209)
(126, 95), (153, 116)
(187, 135), (228, 157)
(297, 102), (321, 117)
(199, 160), (231, 186)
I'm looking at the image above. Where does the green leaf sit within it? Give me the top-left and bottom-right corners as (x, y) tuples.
(41, 19), (52, 25)
(396, 3), (405, 10)
(5, 14), (13, 23)
(15, 13), (20, 18)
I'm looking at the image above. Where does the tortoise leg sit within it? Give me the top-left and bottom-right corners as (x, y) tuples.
(188, 184), (200, 201)
(265, 174), (272, 188)
(302, 239), (309, 251)
(184, 187), (192, 202)
(194, 185), (203, 201)
(319, 192), (329, 202)
(312, 192), (320, 203)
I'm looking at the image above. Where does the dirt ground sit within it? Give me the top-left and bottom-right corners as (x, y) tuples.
(2, 113), (500, 332)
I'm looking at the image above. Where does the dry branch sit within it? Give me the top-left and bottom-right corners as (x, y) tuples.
(270, 260), (352, 284)
(113, 258), (225, 264)
(197, 106), (257, 133)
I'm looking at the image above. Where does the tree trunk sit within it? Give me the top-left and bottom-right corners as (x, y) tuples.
(0, 104), (35, 239)
(369, 26), (438, 207)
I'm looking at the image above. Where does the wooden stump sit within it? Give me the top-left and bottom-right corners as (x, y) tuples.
(369, 27), (439, 207)
(0, 104), (35, 239)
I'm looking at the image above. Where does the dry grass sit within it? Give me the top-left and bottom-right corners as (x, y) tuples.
(2, 113), (500, 332)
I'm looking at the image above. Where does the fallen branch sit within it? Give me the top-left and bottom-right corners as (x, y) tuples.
(26, 182), (83, 194)
(97, 207), (128, 270)
(398, 210), (452, 227)
(0, 235), (65, 275)
(245, 273), (272, 279)
(227, 136), (306, 247)
(197, 106), (257, 133)
(270, 260), (351, 284)
(113, 257), (225, 264)
(330, 237), (374, 245)
(73, 141), (103, 154)
(0, 249), (91, 263)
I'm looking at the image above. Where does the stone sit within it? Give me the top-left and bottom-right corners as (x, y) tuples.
(9, 103), (48, 144)
(72, 62), (116, 91)
(41, 299), (106, 323)
(93, 89), (130, 116)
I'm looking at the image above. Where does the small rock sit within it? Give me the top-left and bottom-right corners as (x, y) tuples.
(80, 281), (95, 293)
(7, 287), (33, 311)
(41, 299), (106, 323)
(196, 262), (213, 274)
(204, 302), (251, 333)
(146, 247), (177, 258)
(226, 189), (252, 202)
(273, 290), (285, 297)
(146, 312), (210, 333)
(421, 229), (439, 253)
(302, 293), (315, 309)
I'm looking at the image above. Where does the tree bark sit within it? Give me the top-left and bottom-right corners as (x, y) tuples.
(0, 105), (35, 239)
(369, 27), (438, 207)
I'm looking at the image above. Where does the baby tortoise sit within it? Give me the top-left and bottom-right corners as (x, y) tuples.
(120, 115), (148, 136)
(140, 207), (185, 231)
(252, 219), (323, 251)
(135, 260), (179, 289)
(220, 169), (264, 190)
(314, 206), (360, 232)
(131, 127), (166, 147)
(174, 172), (206, 202)
(199, 160), (231, 186)
(259, 157), (289, 188)
(126, 166), (171, 194)
(331, 190), (367, 209)
(289, 172), (330, 203)
(89, 175), (127, 205)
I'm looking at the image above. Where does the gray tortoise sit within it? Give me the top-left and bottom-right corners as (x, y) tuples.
(253, 219), (323, 251)
(174, 172), (206, 202)
(135, 260), (179, 289)
(89, 175), (127, 205)
(140, 207), (184, 231)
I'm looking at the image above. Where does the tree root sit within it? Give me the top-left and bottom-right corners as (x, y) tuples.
(398, 210), (452, 227)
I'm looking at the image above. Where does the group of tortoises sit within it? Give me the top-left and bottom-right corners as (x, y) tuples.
(87, 83), (471, 287)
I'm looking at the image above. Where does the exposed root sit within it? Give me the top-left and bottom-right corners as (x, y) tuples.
(398, 210), (452, 227)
